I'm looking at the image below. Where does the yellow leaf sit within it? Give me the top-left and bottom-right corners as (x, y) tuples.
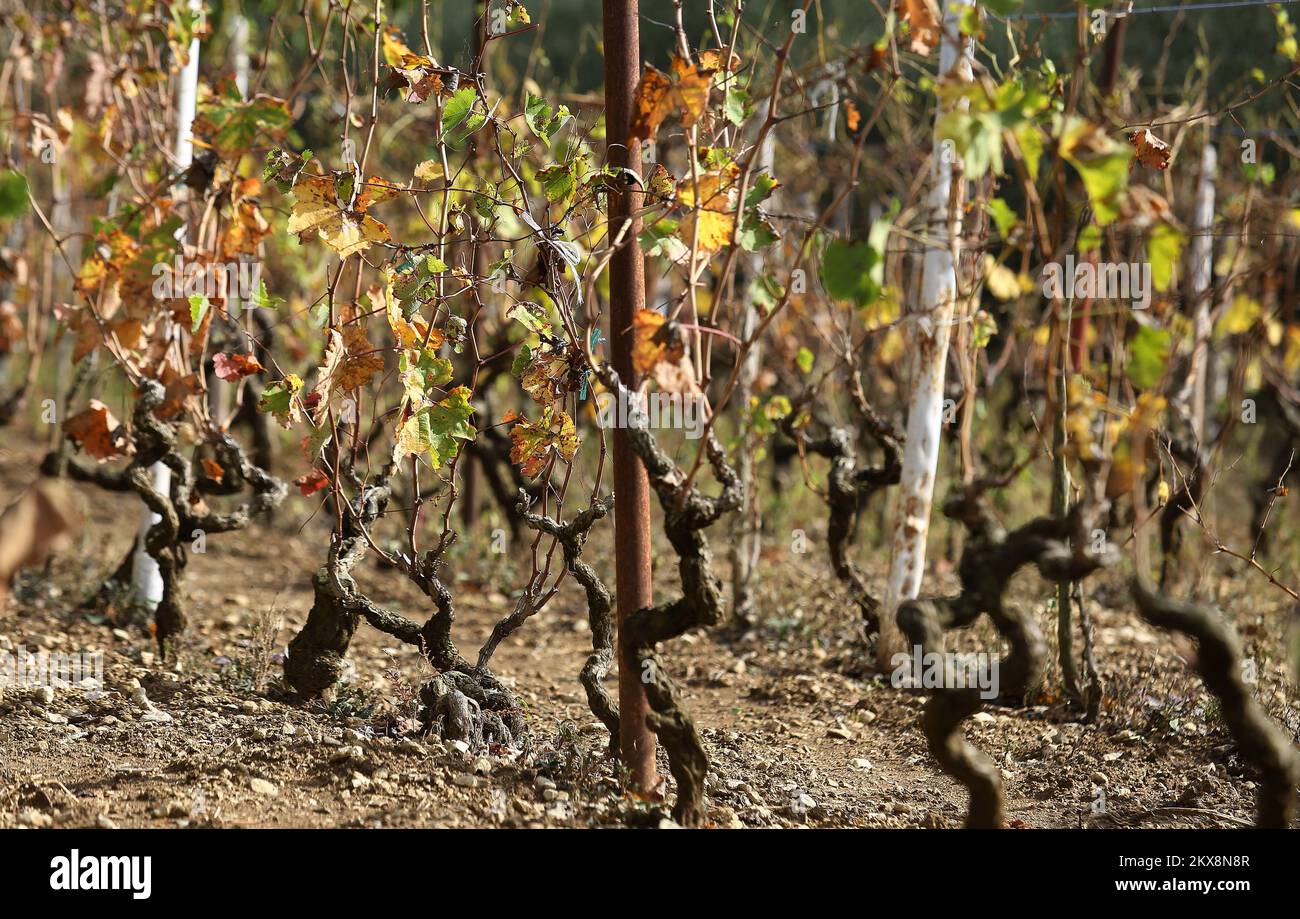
(677, 164), (740, 255)
(1215, 294), (1260, 338)
(414, 160), (445, 182)
(982, 255), (1020, 301)
(287, 173), (395, 258)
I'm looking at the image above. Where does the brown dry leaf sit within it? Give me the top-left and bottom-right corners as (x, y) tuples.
(508, 407), (581, 477)
(287, 172), (395, 259)
(647, 163), (676, 202)
(1129, 128), (1171, 170)
(632, 309), (686, 375)
(201, 457), (225, 484)
(339, 325), (385, 389)
(899, 0), (940, 56)
(1121, 185), (1174, 227)
(71, 314), (102, 364)
(697, 49), (740, 72)
(64, 400), (128, 462)
(222, 180), (272, 259)
(628, 56), (712, 144)
(520, 347), (575, 406)
(374, 278), (439, 350)
(381, 28), (455, 103)
(652, 354), (702, 396)
(310, 326), (385, 422)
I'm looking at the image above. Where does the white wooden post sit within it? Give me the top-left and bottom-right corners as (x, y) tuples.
(1188, 138), (1216, 440)
(132, 2), (201, 608)
(877, 0), (974, 667)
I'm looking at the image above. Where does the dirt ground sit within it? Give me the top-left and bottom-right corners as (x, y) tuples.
(2, 430), (1297, 829)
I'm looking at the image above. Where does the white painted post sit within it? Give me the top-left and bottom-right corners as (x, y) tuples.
(877, 0), (974, 667)
(132, 2), (201, 609)
(1188, 139), (1216, 440)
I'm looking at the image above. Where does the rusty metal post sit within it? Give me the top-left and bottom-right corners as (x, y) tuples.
(602, 0), (657, 792)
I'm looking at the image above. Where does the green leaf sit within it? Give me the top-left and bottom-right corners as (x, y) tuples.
(821, 206), (892, 309)
(189, 294), (210, 332)
(396, 385), (477, 467)
(257, 374), (304, 427)
(796, 347), (814, 374)
(1070, 150), (1131, 225)
(537, 163), (577, 203)
(738, 212), (779, 252)
(524, 93), (570, 145)
(443, 87), (478, 131)
(723, 87), (751, 127)
(447, 113), (487, 151)
(512, 342), (533, 377)
(639, 218), (686, 260)
(1077, 223), (1102, 253)
(254, 278), (284, 310)
(1127, 325), (1170, 391)
(0, 170), (29, 219)
(938, 111), (1005, 179)
(748, 273), (784, 314)
(1148, 223), (1184, 293)
(821, 239), (883, 306)
(745, 172), (780, 209)
(508, 302), (551, 335)
(399, 348), (454, 401)
(987, 198), (1018, 239)
(197, 96), (292, 158)
(1058, 119), (1132, 226)
(1013, 123), (1043, 182)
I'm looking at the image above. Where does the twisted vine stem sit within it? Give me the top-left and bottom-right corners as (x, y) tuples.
(782, 388), (902, 633)
(597, 367), (742, 825)
(45, 380), (286, 654)
(283, 474), (525, 743)
(896, 477), (1115, 827)
(1131, 577), (1300, 827)
(518, 490), (620, 748)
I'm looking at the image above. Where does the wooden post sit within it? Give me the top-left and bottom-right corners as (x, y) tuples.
(877, 0), (975, 668)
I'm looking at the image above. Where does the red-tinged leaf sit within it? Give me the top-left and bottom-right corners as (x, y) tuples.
(294, 469), (331, 496)
(213, 351), (266, 381)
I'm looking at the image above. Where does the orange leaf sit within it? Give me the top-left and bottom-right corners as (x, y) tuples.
(64, 400), (128, 462)
(154, 373), (203, 420)
(899, 0), (940, 56)
(632, 309), (686, 375)
(629, 57), (712, 144)
(844, 99), (861, 133)
(201, 458), (225, 484)
(1129, 128), (1171, 170)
